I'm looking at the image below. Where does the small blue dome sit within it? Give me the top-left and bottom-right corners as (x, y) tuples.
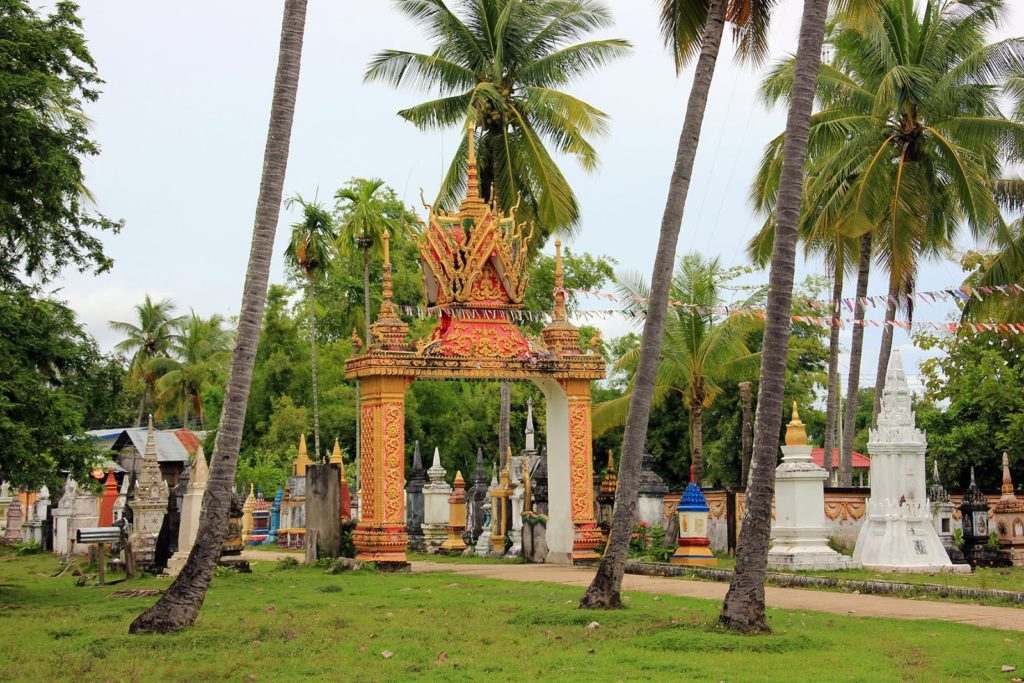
(677, 482), (709, 513)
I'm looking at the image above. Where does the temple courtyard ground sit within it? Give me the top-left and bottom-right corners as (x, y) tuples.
(1, 549), (1022, 681)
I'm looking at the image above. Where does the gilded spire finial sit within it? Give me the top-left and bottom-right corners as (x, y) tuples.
(785, 401), (808, 446)
(295, 433), (311, 476)
(459, 121), (485, 219)
(1002, 451), (1015, 498)
(376, 229), (399, 321)
(330, 438), (344, 466)
(607, 449), (615, 472)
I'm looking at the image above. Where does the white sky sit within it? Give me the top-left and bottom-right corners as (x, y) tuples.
(53, 0), (1024, 389)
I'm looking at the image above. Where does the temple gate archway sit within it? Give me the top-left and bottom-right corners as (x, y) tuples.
(344, 131), (605, 568)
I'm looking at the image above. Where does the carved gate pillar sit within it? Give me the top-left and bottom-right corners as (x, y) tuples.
(354, 374), (412, 566)
(561, 379), (602, 561)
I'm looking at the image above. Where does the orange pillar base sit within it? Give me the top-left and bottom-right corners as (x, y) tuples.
(354, 524), (408, 566)
(670, 542), (717, 567)
(572, 522), (603, 562)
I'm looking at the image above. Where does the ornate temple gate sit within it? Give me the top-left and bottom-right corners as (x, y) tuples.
(344, 131), (605, 568)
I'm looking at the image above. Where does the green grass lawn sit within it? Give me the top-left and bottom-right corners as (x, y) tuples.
(1, 549), (1022, 682)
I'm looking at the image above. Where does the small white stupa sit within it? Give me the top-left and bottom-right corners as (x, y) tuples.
(853, 349), (958, 572)
(768, 402), (852, 570)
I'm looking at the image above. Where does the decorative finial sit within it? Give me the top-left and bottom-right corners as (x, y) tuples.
(190, 444), (209, 490)
(330, 438), (344, 466)
(607, 449), (616, 472)
(970, 465), (977, 488)
(295, 433), (311, 476)
(459, 120), (485, 217)
(553, 239), (566, 321)
(784, 401), (808, 446)
(1002, 452), (1015, 498)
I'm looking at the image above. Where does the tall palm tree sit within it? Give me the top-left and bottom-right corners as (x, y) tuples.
(335, 178), (399, 347)
(719, 0), (832, 633)
(756, 0), (1022, 469)
(285, 194), (337, 459)
(581, 0), (775, 609)
(130, 0), (308, 634)
(366, 0), (630, 236)
(152, 313), (233, 428)
(109, 295), (182, 426)
(592, 255), (760, 485)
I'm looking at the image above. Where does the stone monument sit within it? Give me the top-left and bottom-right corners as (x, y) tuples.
(405, 440), (426, 551)
(475, 471), (496, 557)
(69, 479), (100, 556)
(441, 471), (467, 553)
(994, 452), (1024, 566)
(128, 416), (169, 570)
(167, 444), (209, 576)
(928, 460), (963, 563)
(99, 469), (118, 527)
(3, 498), (23, 543)
(0, 481), (11, 534)
(267, 486), (282, 545)
(637, 453), (668, 528)
(23, 485), (51, 547)
(768, 403), (852, 570)
(466, 446), (488, 544)
(52, 477), (75, 555)
(960, 466), (1005, 566)
(852, 350), (955, 572)
(422, 447), (451, 550)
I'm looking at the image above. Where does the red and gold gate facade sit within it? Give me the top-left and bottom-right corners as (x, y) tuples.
(344, 131), (605, 567)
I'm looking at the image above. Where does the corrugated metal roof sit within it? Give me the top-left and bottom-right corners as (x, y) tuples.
(811, 447), (870, 469)
(108, 428), (192, 464)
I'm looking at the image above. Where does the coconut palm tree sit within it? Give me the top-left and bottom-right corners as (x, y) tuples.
(966, 179), (1024, 320)
(365, 0), (630, 237)
(755, 0), (1022, 457)
(109, 295), (183, 426)
(581, 0), (776, 610)
(130, 0), (308, 634)
(335, 178), (400, 346)
(592, 255), (761, 485)
(719, 0), (832, 633)
(152, 313), (233, 428)
(285, 194), (337, 459)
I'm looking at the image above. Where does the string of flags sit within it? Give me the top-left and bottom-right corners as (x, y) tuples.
(397, 304), (1024, 334)
(567, 283), (1024, 315)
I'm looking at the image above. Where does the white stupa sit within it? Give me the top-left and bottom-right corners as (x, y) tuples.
(852, 349), (956, 572)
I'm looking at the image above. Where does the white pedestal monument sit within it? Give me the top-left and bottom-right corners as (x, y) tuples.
(129, 416), (169, 570)
(167, 445), (209, 576)
(768, 403), (852, 570)
(853, 350), (957, 572)
(422, 447), (451, 550)
(52, 477), (75, 555)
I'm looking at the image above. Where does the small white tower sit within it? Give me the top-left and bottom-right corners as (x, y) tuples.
(853, 350), (957, 572)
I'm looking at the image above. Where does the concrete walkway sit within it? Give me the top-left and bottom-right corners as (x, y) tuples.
(413, 561), (1024, 633)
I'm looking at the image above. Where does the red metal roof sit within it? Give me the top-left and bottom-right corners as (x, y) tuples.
(811, 447), (870, 469)
(174, 429), (202, 456)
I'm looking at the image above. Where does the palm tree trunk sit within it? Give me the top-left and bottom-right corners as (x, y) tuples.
(871, 277), (899, 424)
(719, 0), (829, 633)
(362, 248), (372, 347)
(580, 0), (726, 609)
(129, 0), (307, 634)
(135, 386), (147, 427)
(691, 389), (704, 486)
(840, 234), (872, 486)
(823, 261), (844, 484)
(499, 382), (511, 463)
(739, 381), (753, 488)
(309, 280), (321, 460)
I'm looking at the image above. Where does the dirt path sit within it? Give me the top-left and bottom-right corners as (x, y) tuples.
(413, 561), (1024, 633)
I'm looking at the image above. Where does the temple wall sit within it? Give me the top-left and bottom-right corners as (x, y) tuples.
(535, 377), (573, 564)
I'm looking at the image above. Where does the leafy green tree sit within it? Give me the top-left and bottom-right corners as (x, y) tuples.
(0, 288), (108, 487)
(916, 331), (1024, 491)
(593, 254), (761, 484)
(0, 0), (122, 288)
(109, 295), (183, 426)
(334, 178), (413, 345)
(285, 194), (336, 457)
(152, 313), (232, 428)
(366, 0), (630, 236)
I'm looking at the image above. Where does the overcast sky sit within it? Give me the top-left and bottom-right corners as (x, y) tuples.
(53, 0), (1024, 388)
